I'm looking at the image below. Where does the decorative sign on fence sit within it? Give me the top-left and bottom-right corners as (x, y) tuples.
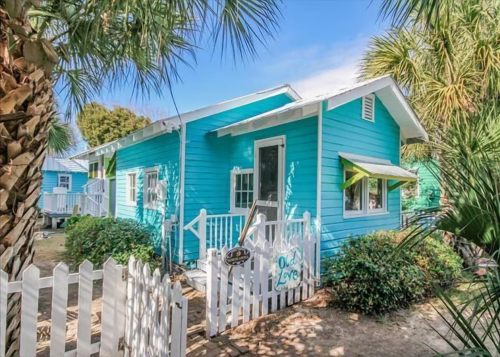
(224, 246), (251, 266)
(273, 246), (302, 291)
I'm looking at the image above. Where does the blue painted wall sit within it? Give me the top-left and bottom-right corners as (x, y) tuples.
(39, 171), (88, 208)
(183, 94), (295, 262)
(320, 96), (401, 259)
(115, 133), (180, 261)
(403, 160), (440, 211)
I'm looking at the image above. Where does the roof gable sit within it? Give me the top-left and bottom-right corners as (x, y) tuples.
(42, 157), (88, 172)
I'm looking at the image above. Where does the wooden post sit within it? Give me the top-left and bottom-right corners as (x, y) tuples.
(199, 209), (207, 260)
(256, 213), (267, 243)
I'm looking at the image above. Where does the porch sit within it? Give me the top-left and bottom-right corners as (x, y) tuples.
(42, 179), (109, 228)
(182, 209), (318, 293)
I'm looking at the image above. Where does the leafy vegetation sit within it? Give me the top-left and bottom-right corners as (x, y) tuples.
(76, 103), (152, 147)
(361, 0), (500, 160)
(401, 104), (500, 355)
(324, 230), (462, 315)
(65, 216), (160, 269)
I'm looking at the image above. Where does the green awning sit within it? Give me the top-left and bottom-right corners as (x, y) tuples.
(339, 152), (417, 192)
(105, 153), (116, 179)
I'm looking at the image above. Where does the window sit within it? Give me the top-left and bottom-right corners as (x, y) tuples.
(344, 170), (387, 217)
(344, 171), (363, 212)
(89, 161), (99, 179)
(362, 94), (375, 122)
(230, 169), (254, 213)
(126, 172), (137, 205)
(57, 174), (72, 191)
(144, 169), (159, 209)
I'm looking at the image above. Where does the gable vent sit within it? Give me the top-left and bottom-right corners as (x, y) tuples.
(362, 94), (375, 122)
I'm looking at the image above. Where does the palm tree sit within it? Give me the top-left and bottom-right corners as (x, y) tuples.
(401, 104), (500, 355)
(0, 0), (281, 352)
(361, 0), (500, 161)
(379, 0), (451, 28)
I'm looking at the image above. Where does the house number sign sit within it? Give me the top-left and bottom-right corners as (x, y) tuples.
(224, 247), (251, 266)
(274, 247), (302, 291)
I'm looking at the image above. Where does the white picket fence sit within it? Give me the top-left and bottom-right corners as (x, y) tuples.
(0, 257), (187, 357)
(205, 213), (317, 337)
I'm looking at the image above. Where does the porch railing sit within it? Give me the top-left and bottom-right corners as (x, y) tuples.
(42, 192), (107, 217)
(184, 209), (311, 261)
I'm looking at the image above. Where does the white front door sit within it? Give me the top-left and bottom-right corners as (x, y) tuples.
(254, 136), (285, 221)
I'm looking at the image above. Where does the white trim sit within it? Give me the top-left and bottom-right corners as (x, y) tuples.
(342, 169), (388, 219)
(179, 123), (186, 265)
(143, 167), (159, 210)
(253, 136), (286, 221)
(316, 101), (322, 246)
(214, 75), (428, 143)
(125, 171), (138, 206)
(70, 85), (300, 159)
(229, 168), (254, 214)
(57, 173), (72, 191)
(361, 94), (375, 122)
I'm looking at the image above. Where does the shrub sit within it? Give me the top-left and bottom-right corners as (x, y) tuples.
(65, 216), (160, 269)
(323, 230), (462, 315)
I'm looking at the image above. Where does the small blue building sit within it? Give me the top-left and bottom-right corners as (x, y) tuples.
(81, 75), (428, 277)
(39, 157), (88, 209)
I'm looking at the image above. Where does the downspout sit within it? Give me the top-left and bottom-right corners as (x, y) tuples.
(316, 101), (323, 285)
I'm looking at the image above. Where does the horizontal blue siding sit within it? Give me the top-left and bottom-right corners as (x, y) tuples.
(39, 171), (88, 208)
(183, 94), (294, 262)
(116, 134), (180, 262)
(320, 96), (402, 259)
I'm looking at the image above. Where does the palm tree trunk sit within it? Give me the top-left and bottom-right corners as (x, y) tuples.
(1, 8), (55, 354)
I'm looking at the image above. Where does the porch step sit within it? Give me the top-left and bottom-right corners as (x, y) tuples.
(183, 269), (207, 293)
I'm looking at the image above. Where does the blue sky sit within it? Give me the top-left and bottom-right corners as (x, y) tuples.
(68, 0), (390, 151)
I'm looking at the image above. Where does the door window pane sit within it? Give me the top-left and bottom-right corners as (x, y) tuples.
(369, 178), (384, 210)
(258, 145), (278, 201)
(345, 171), (363, 212)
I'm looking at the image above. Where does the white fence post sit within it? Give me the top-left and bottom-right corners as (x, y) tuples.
(199, 209), (207, 261)
(50, 263), (69, 357)
(0, 271), (7, 357)
(20, 266), (40, 357)
(206, 249), (218, 338)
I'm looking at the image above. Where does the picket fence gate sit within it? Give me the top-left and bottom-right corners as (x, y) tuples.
(0, 257), (188, 357)
(205, 213), (318, 337)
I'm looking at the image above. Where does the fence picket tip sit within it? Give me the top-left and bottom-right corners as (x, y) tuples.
(103, 256), (117, 267)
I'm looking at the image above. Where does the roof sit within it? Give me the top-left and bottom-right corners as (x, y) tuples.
(339, 152), (418, 181)
(42, 157), (88, 172)
(214, 75), (428, 143)
(70, 84), (301, 158)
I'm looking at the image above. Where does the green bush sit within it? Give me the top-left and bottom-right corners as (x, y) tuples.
(65, 216), (160, 269)
(323, 230), (462, 315)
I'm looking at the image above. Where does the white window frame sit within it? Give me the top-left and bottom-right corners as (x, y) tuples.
(343, 169), (388, 218)
(144, 167), (159, 210)
(126, 171), (138, 206)
(362, 94), (375, 122)
(230, 168), (254, 214)
(57, 173), (72, 191)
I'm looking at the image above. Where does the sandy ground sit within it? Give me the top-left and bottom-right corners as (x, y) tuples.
(33, 227), (461, 357)
(218, 290), (457, 357)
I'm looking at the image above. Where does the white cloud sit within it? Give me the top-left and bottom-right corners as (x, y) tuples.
(292, 62), (359, 98)
(265, 36), (368, 98)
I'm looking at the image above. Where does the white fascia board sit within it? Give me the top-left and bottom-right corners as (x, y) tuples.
(217, 104), (319, 137)
(326, 76), (428, 141)
(162, 84), (300, 127)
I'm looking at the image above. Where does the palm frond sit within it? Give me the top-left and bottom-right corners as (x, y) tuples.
(47, 117), (75, 155)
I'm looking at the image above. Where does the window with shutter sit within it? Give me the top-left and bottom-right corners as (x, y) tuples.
(362, 94), (375, 122)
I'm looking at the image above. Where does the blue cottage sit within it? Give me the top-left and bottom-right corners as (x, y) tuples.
(39, 157), (88, 209)
(85, 75), (428, 284)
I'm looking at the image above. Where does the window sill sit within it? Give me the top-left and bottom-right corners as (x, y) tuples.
(343, 211), (390, 220)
